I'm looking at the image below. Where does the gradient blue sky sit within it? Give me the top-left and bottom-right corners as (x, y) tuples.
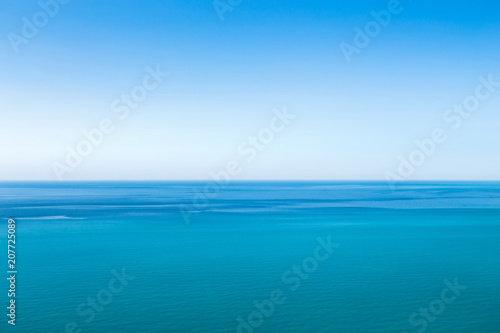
(1, 0), (499, 180)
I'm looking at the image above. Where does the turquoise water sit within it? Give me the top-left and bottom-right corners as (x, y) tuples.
(1, 181), (499, 332)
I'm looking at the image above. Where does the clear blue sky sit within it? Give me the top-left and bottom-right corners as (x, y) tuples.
(1, 0), (499, 180)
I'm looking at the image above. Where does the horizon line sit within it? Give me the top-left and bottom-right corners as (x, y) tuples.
(1, 179), (500, 182)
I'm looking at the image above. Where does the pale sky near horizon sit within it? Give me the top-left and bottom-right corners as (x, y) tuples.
(1, 0), (500, 180)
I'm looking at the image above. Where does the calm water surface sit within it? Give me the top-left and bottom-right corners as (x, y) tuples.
(1, 181), (499, 332)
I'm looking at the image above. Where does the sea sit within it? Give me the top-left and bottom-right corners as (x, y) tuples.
(0, 181), (499, 332)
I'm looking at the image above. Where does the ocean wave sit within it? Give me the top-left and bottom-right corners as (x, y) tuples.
(18, 216), (84, 220)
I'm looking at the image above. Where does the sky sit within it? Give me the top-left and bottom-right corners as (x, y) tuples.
(1, 0), (499, 181)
